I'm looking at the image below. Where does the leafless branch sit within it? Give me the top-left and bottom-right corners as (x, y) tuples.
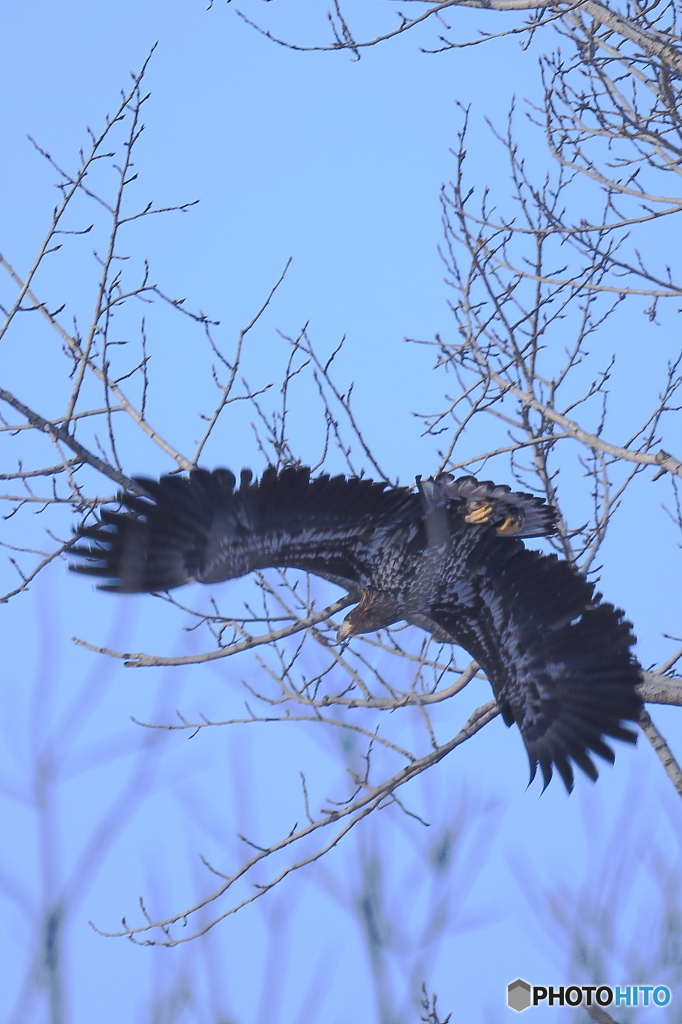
(90, 699), (499, 944)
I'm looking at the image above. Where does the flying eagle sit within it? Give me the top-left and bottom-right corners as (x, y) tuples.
(71, 465), (642, 791)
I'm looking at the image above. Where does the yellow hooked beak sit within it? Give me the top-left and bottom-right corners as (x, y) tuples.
(337, 618), (355, 641)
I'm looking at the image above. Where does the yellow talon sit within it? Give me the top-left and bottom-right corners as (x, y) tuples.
(496, 515), (519, 535)
(463, 501), (494, 524)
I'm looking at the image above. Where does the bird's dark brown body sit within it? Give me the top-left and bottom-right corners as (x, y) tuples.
(72, 465), (642, 791)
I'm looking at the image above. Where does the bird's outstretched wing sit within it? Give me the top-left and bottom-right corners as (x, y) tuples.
(72, 465), (641, 792)
(71, 466), (418, 594)
(426, 523), (642, 791)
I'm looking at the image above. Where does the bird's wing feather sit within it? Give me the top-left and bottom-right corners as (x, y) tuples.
(426, 526), (642, 791)
(71, 466), (418, 594)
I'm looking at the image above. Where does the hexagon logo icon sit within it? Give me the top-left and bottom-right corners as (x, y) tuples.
(507, 979), (531, 1012)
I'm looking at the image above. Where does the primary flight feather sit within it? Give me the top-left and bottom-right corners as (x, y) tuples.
(71, 465), (642, 791)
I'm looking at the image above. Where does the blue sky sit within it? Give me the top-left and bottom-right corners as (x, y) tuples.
(1, 2), (680, 1022)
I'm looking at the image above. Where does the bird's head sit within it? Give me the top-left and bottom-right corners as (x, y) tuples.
(337, 589), (401, 642)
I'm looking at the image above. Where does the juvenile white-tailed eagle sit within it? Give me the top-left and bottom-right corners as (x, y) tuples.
(71, 466), (642, 791)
